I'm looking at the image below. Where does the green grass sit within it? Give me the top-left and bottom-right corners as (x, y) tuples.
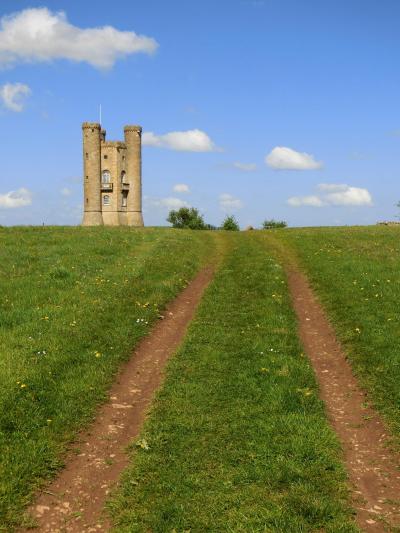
(272, 226), (400, 441)
(109, 232), (357, 532)
(0, 226), (214, 530)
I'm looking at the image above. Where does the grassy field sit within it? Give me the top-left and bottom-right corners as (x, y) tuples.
(5, 225), (397, 531)
(273, 226), (400, 441)
(0, 226), (214, 530)
(109, 232), (357, 532)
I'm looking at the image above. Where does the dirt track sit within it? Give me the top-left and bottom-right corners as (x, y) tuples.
(288, 267), (400, 532)
(23, 266), (215, 533)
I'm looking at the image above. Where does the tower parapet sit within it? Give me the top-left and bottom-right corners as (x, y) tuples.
(82, 122), (102, 129)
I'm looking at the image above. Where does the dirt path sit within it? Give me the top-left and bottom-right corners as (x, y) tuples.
(287, 267), (400, 532)
(23, 266), (215, 533)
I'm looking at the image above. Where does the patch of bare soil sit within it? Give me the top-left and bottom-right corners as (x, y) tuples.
(22, 266), (215, 533)
(287, 268), (400, 532)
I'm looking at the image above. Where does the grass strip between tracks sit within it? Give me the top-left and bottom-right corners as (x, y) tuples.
(110, 232), (356, 532)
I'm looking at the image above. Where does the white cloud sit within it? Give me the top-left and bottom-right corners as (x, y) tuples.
(287, 195), (325, 207)
(61, 187), (72, 196)
(266, 146), (323, 170)
(0, 82), (31, 111)
(173, 184), (190, 193)
(233, 162), (257, 172)
(142, 129), (219, 152)
(288, 183), (373, 208)
(0, 8), (158, 70)
(219, 193), (243, 211)
(0, 187), (32, 208)
(318, 183), (373, 206)
(151, 197), (189, 210)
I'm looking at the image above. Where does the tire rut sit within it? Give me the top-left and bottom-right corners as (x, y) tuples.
(21, 265), (216, 533)
(287, 267), (400, 532)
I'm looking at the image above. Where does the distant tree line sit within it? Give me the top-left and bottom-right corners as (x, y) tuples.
(167, 207), (287, 231)
(261, 219), (287, 229)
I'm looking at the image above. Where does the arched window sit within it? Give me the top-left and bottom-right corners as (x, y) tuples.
(102, 170), (111, 183)
(121, 170), (126, 184)
(103, 195), (110, 206)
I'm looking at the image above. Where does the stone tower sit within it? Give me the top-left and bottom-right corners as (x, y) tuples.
(124, 125), (144, 227)
(82, 123), (103, 226)
(81, 122), (144, 227)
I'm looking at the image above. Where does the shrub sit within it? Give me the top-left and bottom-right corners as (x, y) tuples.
(221, 215), (240, 231)
(167, 207), (207, 230)
(262, 219), (287, 229)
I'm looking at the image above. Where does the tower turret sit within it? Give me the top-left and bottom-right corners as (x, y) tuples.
(124, 125), (144, 227)
(82, 122), (103, 226)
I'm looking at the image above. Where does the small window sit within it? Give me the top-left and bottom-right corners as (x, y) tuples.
(102, 170), (111, 183)
(86, 175), (88, 180)
(103, 195), (110, 206)
(122, 156), (125, 161)
(104, 154), (108, 160)
(85, 152), (88, 160)
(121, 193), (127, 207)
(121, 170), (126, 183)
(86, 198), (88, 204)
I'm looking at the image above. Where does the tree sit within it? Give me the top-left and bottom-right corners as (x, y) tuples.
(221, 215), (240, 231)
(167, 207), (207, 229)
(262, 219), (287, 229)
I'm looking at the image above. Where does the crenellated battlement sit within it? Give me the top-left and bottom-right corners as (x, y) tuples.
(82, 122), (101, 130)
(124, 125), (142, 133)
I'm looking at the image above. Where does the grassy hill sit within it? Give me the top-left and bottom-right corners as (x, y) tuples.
(2, 225), (400, 531)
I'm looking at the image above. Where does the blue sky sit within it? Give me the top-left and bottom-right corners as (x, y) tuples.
(1, 0), (400, 227)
